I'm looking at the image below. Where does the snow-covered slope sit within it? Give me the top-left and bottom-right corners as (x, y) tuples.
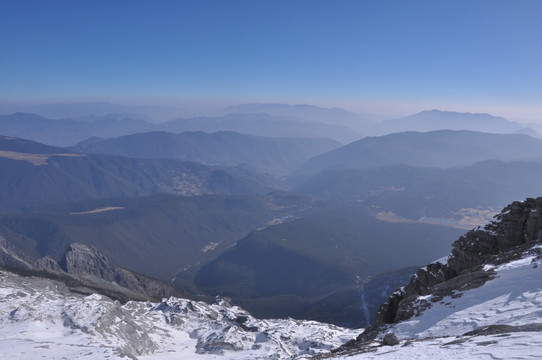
(392, 247), (542, 339)
(332, 243), (542, 359)
(0, 270), (358, 359)
(332, 198), (542, 359)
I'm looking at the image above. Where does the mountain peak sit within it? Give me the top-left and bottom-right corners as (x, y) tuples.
(366, 109), (527, 137)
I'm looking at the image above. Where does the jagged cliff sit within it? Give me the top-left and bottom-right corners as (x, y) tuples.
(352, 197), (542, 345)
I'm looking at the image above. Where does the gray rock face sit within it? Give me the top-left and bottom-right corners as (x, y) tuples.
(60, 243), (116, 279)
(0, 236), (34, 271)
(449, 197), (542, 273)
(358, 197), (542, 343)
(0, 236), (179, 303)
(34, 256), (64, 273)
(58, 242), (178, 301)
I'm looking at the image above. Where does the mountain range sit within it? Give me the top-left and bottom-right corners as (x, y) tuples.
(294, 130), (542, 176)
(293, 160), (542, 220)
(367, 109), (533, 136)
(71, 130), (341, 175)
(1, 103), (542, 358)
(1, 107), (536, 148)
(0, 112), (154, 146)
(159, 112), (361, 144)
(0, 110), (358, 146)
(0, 135), (284, 212)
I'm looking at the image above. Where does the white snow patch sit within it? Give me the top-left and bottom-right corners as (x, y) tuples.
(433, 255), (451, 266)
(0, 271), (359, 359)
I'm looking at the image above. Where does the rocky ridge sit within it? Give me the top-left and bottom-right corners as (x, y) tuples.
(0, 238), (179, 302)
(350, 197), (542, 346)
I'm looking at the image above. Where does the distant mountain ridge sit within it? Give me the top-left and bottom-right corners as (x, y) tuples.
(159, 112), (361, 143)
(293, 160), (542, 220)
(0, 135), (283, 212)
(294, 130), (542, 176)
(2, 107), (533, 148)
(368, 109), (534, 136)
(0, 110), (355, 146)
(0, 112), (153, 146)
(72, 130), (341, 175)
(0, 134), (73, 154)
(222, 103), (379, 130)
(12, 102), (187, 122)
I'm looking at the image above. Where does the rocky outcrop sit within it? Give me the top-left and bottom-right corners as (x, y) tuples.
(56, 242), (181, 301)
(60, 243), (116, 279)
(355, 197), (542, 344)
(34, 255), (64, 273)
(0, 236), (35, 271)
(0, 236), (180, 303)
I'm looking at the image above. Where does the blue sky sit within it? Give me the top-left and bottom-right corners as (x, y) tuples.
(1, 0), (541, 120)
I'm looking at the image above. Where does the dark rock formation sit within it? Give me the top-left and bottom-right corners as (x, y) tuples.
(356, 197), (542, 344)
(0, 236), (181, 303)
(382, 333), (400, 346)
(0, 236), (34, 271)
(34, 255), (64, 273)
(57, 243), (180, 300)
(60, 243), (116, 279)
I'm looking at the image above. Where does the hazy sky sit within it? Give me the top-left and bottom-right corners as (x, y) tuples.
(1, 0), (541, 120)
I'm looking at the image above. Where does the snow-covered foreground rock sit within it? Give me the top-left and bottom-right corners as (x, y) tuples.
(0, 270), (358, 359)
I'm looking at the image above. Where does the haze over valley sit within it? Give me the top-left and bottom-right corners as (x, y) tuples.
(2, 105), (542, 329)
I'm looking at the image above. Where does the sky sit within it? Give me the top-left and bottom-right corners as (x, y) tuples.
(1, 0), (541, 121)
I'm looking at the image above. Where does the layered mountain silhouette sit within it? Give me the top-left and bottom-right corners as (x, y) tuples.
(294, 130), (542, 176)
(293, 160), (542, 219)
(159, 113), (360, 143)
(72, 130), (340, 175)
(367, 109), (531, 136)
(0, 135), (283, 211)
(0, 109), (358, 146)
(0, 112), (153, 146)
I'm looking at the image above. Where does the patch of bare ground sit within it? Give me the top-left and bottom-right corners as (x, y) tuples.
(0, 151), (85, 166)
